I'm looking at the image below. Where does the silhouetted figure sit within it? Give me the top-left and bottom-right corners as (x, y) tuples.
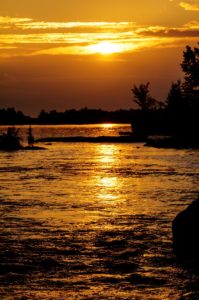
(27, 126), (34, 147)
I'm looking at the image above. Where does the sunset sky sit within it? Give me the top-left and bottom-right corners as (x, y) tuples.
(0, 0), (198, 115)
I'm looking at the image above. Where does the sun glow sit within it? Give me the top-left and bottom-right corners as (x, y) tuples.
(101, 123), (114, 128)
(88, 42), (122, 54)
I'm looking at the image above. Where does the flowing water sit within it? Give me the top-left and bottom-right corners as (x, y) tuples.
(0, 124), (199, 299)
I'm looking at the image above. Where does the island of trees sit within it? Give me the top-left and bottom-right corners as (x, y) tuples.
(131, 43), (198, 147)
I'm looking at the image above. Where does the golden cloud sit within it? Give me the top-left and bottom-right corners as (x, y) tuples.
(0, 16), (198, 58)
(179, 1), (199, 11)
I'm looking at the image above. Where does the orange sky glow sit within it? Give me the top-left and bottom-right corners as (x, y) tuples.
(0, 0), (198, 115)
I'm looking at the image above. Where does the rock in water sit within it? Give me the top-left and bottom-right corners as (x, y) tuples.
(172, 198), (199, 265)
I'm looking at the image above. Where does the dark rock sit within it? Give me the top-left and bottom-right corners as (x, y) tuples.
(146, 135), (199, 149)
(172, 198), (199, 265)
(22, 146), (46, 150)
(35, 135), (145, 143)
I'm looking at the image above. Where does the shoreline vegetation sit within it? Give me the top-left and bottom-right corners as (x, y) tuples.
(0, 43), (198, 149)
(0, 108), (134, 125)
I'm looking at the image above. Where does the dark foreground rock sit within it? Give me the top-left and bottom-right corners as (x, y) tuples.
(146, 136), (199, 149)
(35, 135), (145, 143)
(172, 198), (199, 266)
(22, 146), (46, 151)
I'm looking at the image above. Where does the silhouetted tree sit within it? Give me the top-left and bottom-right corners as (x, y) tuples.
(131, 82), (157, 111)
(180, 43), (199, 138)
(181, 44), (199, 108)
(38, 109), (49, 124)
(131, 83), (166, 135)
(166, 80), (183, 112)
(165, 80), (185, 135)
(181, 44), (199, 90)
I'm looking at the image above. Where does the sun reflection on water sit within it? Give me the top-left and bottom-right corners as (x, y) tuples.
(96, 176), (119, 202)
(99, 176), (118, 187)
(95, 144), (122, 203)
(101, 123), (114, 128)
(97, 144), (118, 164)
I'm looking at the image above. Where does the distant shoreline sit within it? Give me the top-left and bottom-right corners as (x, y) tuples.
(0, 107), (134, 125)
(0, 121), (131, 126)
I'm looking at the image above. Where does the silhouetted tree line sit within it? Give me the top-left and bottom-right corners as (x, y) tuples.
(0, 108), (32, 125)
(37, 108), (134, 124)
(131, 43), (199, 140)
(0, 107), (134, 125)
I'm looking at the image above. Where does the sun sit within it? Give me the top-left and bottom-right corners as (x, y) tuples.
(88, 41), (122, 55)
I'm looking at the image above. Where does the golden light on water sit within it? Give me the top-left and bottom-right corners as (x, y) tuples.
(99, 176), (118, 188)
(97, 178), (119, 202)
(95, 144), (122, 203)
(97, 144), (117, 164)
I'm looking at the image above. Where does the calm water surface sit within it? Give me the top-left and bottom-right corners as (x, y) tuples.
(0, 125), (199, 299)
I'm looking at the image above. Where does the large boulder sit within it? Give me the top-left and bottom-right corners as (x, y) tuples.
(172, 198), (199, 265)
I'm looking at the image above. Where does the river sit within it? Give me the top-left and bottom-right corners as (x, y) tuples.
(0, 124), (198, 299)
